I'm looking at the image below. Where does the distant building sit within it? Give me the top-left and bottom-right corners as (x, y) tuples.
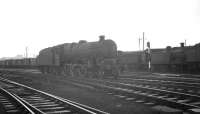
(0, 54), (24, 60)
(15, 55), (24, 59)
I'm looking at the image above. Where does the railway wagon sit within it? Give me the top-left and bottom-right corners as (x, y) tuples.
(0, 60), (5, 68)
(0, 58), (36, 69)
(195, 43), (200, 70)
(194, 43), (200, 73)
(149, 46), (189, 73)
(184, 43), (200, 73)
(37, 36), (119, 77)
(116, 42), (200, 73)
(149, 43), (200, 73)
(118, 51), (143, 72)
(196, 43), (200, 62)
(150, 50), (171, 72)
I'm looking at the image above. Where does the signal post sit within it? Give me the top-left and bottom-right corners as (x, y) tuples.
(146, 41), (151, 71)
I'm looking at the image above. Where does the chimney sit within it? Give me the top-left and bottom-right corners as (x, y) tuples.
(99, 35), (105, 42)
(166, 46), (171, 51)
(180, 42), (184, 48)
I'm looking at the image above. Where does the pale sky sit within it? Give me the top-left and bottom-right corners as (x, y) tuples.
(0, 0), (199, 58)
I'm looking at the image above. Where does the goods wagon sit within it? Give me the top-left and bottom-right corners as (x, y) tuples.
(151, 51), (171, 72)
(148, 46), (186, 72)
(195, 43), (200, 62)
(170, 48), (185, 64)
(0, 60), (4, 67)
(195, 43), (200, 72)
(118, 51), (143, 72)
(184, 46), (196, 72)
(0, 58), (36, 69)
(168, 46), (187, 72)
(184, 43), (200, 73)
(185, 46), (196, 63)
(148, 43), (200, 73)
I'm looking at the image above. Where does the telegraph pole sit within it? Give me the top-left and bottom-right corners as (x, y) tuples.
(25, 47), (28, 58)
(25, 46), (28, 65)
(139, 36), (141, 51)
(185, 39), (187, 46)
(143, 32), (145, 51)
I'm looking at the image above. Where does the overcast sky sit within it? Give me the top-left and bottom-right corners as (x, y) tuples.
(0, 0), (199, 58)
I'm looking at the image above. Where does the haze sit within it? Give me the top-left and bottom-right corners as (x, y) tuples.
(0, 0), (199, 58)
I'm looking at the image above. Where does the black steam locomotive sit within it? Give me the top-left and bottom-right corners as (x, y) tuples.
(118, 43), (200, 73)
(37, 35), (119, 78)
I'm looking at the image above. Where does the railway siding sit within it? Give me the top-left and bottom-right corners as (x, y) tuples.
(65, 77), (200, 113)
(0, 77), (108, 114)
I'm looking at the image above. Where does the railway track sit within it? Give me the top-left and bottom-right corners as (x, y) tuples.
(117, 72), (200, 96)
(65, 77), (200, 113)
(152, 73), (200, 79)
(117, 77), (200, 96)
(1, 70), (200, 113)
(0, 77), (108, 114)
(120, 72), (200, 83)
(0, 86), (36, 113)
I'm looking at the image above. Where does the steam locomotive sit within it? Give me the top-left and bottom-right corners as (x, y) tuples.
(37, 35), (119, 78)
(118, 43), (200, 73)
